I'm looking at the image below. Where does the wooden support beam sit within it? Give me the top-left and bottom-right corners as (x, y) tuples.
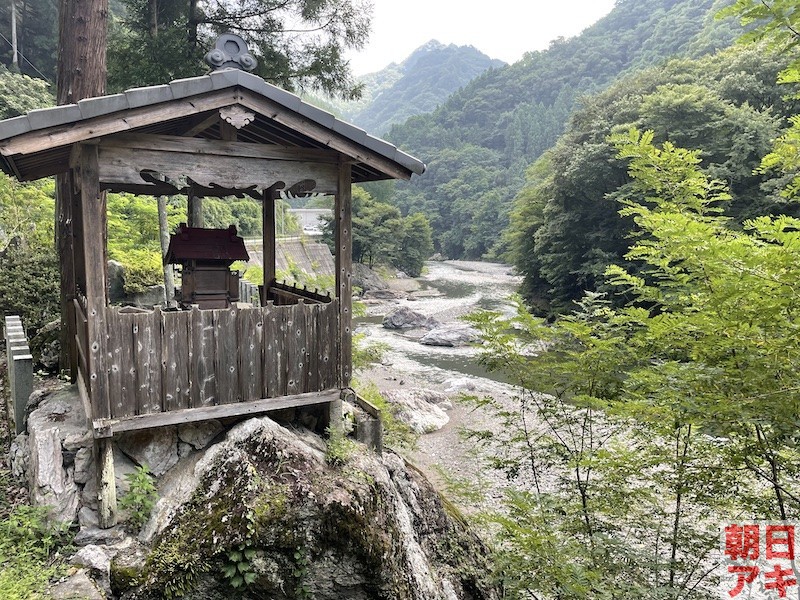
(95, 145), (338, 195)
(56, 171), (77, 377)
(0, 90), (239, 159)
(262, 185), (279, 302)
(188, 189), (203, 228)
(78, 144), (110, 422)
(335, 161), (353, 388)
(92, 389), (341, 437)
(99, 133), (339, 163)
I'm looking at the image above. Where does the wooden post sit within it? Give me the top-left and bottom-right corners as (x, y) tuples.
(56, 173), (77, 378)
(96, 438), (117, 528)
(157, 195), (176, 306)
(188, 186), (203, 228)
(261, 184), (279, 304)
(334, 161), (352, 389)
(78, 144), (110, 422)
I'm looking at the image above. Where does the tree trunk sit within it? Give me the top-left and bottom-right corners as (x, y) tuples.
(56, 0), (108, 374)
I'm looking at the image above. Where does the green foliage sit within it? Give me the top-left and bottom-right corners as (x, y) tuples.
(321, 187), (433, 276)
(0, 174), (58, 335)
(119, 465), (158, 531)
(352, 332), (389, 369)
(353, 380), (416, 452)
(221, 543), (259, 589)
(0, 0), (59, 81)
(469, 130), (800, 598)
(326, 41), (505, 136)
(0, 66), (53, 119)
(324, 425), (359, 467)
(292, 547), (312, 598)
(0, 505), (73, 599)
(106, 194), (186, 294)
(107, 0), (370, 99)
(506, 44), (798, 314)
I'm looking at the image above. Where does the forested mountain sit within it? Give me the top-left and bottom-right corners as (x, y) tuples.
(383, 0), (741, 260)
(508, 44), (798, 313)
(340, 41), (505, 135)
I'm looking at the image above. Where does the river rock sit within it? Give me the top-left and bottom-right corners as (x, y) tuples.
(420, 323), (480, 347)
(352, 262), (389, 292)
(382, 388), (450, 433)
(383, 307), (439, 330)
(122, 416), (499, 600)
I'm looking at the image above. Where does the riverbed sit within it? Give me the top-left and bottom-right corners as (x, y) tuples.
(355, 260), (527, 511)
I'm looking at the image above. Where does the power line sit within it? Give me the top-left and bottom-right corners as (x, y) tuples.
(0, 30), (51, 82)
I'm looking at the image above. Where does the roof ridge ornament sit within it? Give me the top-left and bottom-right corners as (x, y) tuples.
(205, 34), (258, 72)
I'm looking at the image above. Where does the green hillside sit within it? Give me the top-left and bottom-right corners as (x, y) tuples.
(350, 41), (505, 135)
(383, 0), (741, 260)
(316, 40), (505, 135)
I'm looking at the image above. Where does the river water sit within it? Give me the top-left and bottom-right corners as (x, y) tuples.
(356, 260), (522, 388)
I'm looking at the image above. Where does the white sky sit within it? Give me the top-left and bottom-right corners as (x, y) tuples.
(346, 0), (617, 76)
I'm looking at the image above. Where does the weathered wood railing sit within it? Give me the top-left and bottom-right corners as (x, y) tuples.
(76, 298), (339, 422)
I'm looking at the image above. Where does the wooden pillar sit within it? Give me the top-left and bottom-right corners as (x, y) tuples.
(188, 194), (203, 228)
(261, 184), (279, 304)
(95, 438), (117, 528)
(335, 162), (353, 389)
(79, 144), (115, 528)
(56, 172), (77, 379)
(78, 145), (110, 422)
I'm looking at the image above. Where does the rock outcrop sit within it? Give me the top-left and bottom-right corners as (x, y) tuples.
(115, 417), (499, 600)
(18, 386), (498, 599)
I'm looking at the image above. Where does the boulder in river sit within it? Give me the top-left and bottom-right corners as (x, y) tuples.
(383, 306), (439, 330)
(382, 388), (451, 433)
(420, 323), (480, 347)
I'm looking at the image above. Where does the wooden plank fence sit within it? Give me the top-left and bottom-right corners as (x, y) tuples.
(101, 301), (338, 420)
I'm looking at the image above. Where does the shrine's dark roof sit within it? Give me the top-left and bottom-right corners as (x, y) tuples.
(0, 68), (425, 184)
(165, 224), (250, 264)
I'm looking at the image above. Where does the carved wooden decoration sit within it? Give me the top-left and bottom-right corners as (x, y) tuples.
(220, 105), (255, 129)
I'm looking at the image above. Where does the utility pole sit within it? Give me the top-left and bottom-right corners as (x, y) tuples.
(10, 0), (18, 72)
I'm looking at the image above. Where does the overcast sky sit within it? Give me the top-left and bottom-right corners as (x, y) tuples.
(345, 0), (617, 76)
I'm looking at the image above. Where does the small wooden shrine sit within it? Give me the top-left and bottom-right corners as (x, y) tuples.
(165, 224), (249, 309)
(0, 34), (424, 526)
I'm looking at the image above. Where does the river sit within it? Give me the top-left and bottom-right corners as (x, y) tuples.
(356, 260), (526, 509)
(356, 260), (522, 388)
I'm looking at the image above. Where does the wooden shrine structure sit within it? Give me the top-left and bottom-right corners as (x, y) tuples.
(0, 35), (424, 526)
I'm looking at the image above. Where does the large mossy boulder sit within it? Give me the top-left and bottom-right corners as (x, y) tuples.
(118, 417), (499, 600)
